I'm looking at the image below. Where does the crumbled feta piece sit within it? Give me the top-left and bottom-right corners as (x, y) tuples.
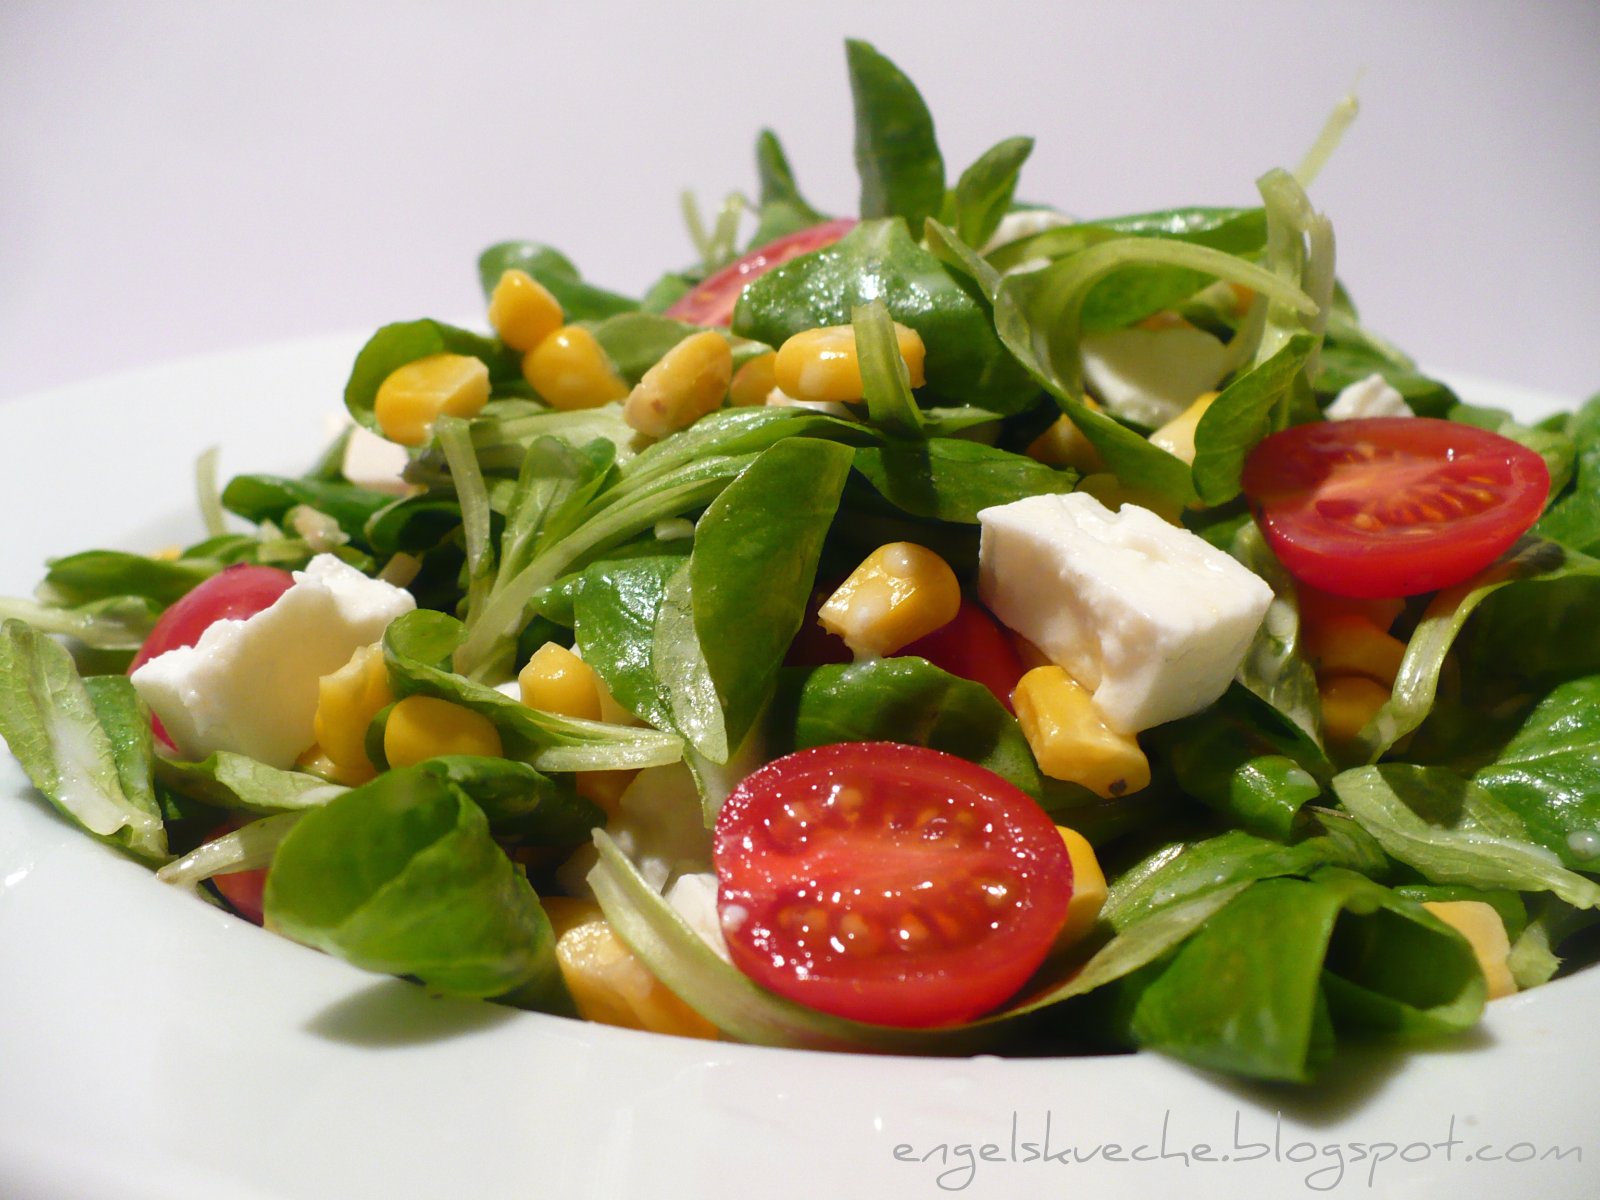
(978, 493), (1273, 732)
(1325, 372), (1413, 421)
(341, 421), (413, 495)
(556, 762), (712, 897)
(131, 555), (415, 767)
(665, 871), (731, 961)
(1080, 325), (1230, 428)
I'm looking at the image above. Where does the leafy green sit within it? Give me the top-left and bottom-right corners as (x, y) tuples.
(40, 550), (215, 607)
(1228, 523), (1323, 744)
(749, 128), (828, 246)
(845, 40), (945, 234)
(851, 437), (1074, 524)
(0, 622), (165, 861)
(1104, 870), (1483, 1082)
(1474, 676), (1600, 869)
(853, 299), (925, 437)
(949, 136), (1032, 250)
(1332, 764), (1600, 907)
(154, 753), (345, 815)
(1537, 394), (1600, 552)
(1190, 334), (1315, 504)
(0, 593), (159, 652)
(691, 439), (853, 758)
(221, 475), (394, 546)
(264, 765), (567, 1005)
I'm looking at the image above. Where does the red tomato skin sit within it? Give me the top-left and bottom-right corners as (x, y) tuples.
(664, 218), (857, 328)
(129, 564), (295, 746)
(1242, 417), (1550, 599)
(129, 564), (296, 673)
(900, 600), (1025, 712)
(714, 742), (1072, 1028)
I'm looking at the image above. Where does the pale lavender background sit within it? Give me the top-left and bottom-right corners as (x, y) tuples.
(3, 0), (1597, 402)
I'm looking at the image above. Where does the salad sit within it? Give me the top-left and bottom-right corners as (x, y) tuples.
(4, 38), (1600, 1085)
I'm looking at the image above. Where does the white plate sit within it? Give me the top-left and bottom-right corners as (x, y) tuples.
(1, 339), (1595, 1200)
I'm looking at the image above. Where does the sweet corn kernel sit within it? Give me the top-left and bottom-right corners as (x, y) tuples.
(817, 542), (960, 658)
(1074, 473), (1184, 525)
(624, 330), (733, 438)
(1012, 666), (1150, 799)
(519, 642), (604, 722)
(312, 642), (394, 785)
(488, 268), (565, 352)
(383, 694), (503, 767)
(1304, 613), (1407, 687)
(773, 322), (926, 403)
(576, 769), (637, 816)
(522, 325), (629, 411)
(1149, 391), (1219, 464)
(1319, 674), (1390, 743)
(374, 354), (491, 447)
(1026, 408), (1104, 474)
(728, 351), (778, 407)
(1055, 825), (1108, 949)
(543, 897), (719, 1039)
(1423, 900), (1517, 999)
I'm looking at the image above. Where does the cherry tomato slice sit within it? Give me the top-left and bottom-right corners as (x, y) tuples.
(900, 600), (1025, 712)
(714, 742), (1072, 1028)
(1241, 417), (1550, 599)
(129, 564), (295, 746)
(664, 218), (856, 327)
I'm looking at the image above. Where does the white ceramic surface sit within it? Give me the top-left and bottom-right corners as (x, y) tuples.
(1, 340), (1596, 1200)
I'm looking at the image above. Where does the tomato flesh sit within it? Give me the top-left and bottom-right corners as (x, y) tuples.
(901, 600), (1025, 712)
(664, 218), (856, 327)
(714, 742), (1072, 1028)
(1242, 417), (1550, 598)
(129, 564), (295, 745)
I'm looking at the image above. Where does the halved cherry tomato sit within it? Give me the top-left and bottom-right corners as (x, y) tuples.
(714, 742), (1072, 1028)
(664, 218), (856, 327)
(1241, 417), (1550, 599)
(901, 599), (1025, 712)
(129, 564), (295, 745)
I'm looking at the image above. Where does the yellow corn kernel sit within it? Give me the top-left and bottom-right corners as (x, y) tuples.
(1149, 391), (1219, 464)
(817, 542), (960, 657)
(773, 322), (927, 403)
(150, 544), (183, 561)
(519, 642), (604, 722)
(1423, 900), (1517, 1000)
(374, 354), (491, 447)
(312, 642), (394, 785)
(543, 897), (719, 1039)
(1319, 674), (1390, 743)
(383, 694), (503, 767)
(522, 325), (630, 411)
(1055, 825), (1108, 949)
(1013, 667), (1150, 799)
(1303, 613), (1407, 687)
(488, 268), (565, 352)
(293, 742), (341, 781)
(1074, 473), (1184, 526)
(728, 351), (778, 407)
(1026, 410), (1104, 474)
(1297, 583), (1405, 634)
(624, 330), (733, 438)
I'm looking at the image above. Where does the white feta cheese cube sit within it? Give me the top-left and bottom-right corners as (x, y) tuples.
(1080, 324), (1230, 428)
(341, 421), (414, 495)
(1325, 372), (1413, 421)
(978, 493), (1273, 732)
(131, 554), (415, 767)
